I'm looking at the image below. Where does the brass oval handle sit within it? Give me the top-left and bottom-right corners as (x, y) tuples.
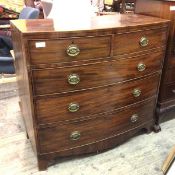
(70, 131), (81, 140)
(66, 44), (80, 57)
(130, 114), (139, 123)
(137, 63), (146, 72)
(132, 88), (141, 97)
(68, 103), (79, 112)
(139, 37), (149, 47)
(68, 74), (80, 85)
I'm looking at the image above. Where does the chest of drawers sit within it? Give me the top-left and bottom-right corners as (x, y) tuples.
(11, 14), (169, 170)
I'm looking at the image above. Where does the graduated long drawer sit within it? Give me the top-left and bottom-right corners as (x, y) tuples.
(35, 74), (160, 125)
(38, 99), (155, 154)
(32, 51), (163, 96)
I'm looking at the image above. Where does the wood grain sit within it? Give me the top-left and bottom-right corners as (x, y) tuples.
(32, 51), (164, 96)
(11, 27), (38, 154)
(29, 36), (111, 65)
(113, 28), (167, 56)
(11, 14), (169, 170)
(35, 74), (160, 125)
(135, 0), (175, 113)
(38, 99), (155, 153)
(159, 82), (175, 101)
(10, 14), (169, 36)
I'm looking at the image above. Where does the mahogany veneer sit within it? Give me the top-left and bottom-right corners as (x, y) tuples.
(33, 51), (164, 96)
(135, 0), (175, 116)
(11, 14), (169, 170)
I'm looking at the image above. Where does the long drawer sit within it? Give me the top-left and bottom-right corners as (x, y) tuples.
(32, 51), (163, 96)
(35, 74), (160, 125)
(113, 28), (167, 56)
(29, 36), (111, 65)
(38, 99), (155, 153)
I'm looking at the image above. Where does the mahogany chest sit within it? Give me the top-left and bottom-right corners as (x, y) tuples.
(11, 14), (169, 170)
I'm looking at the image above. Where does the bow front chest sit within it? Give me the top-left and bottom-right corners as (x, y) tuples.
(11, 14), (169, 170)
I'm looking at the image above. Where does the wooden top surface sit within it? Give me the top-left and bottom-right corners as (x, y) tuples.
(10, 14), (169, 35)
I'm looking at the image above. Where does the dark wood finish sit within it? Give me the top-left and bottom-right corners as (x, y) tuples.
(11, 14), (169, 170)
(113, 28), (167, 56)
(36, 74), (159, 125)
(38, 99), (155, 153)
(160, 82), (175, 100)
(10, 14), (168, 34)
(37, 120), (153, 170)
(32, 50), (164, 96)
(29, 36), (111, 64)
(135, 0), (175, 115)
(165, 68), (175, 83)
(11, 24), (37, 153)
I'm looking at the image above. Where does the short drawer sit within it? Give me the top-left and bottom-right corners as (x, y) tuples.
(32, 51), (163, 96)
(29, 36), (111, 65)
(38, 99), (155, 153)
(35, 74), (160, 125)
(113, 28), (167, 56)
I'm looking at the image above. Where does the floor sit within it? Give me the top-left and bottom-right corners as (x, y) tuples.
(0, 76), (175, 175)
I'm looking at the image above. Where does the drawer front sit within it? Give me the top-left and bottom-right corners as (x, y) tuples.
(35, 74), (160, 125)
(33, 51), (163, 96)
(29, 36), (111, 65)
(113, 28), (167, 56)
(38, 99), (155, 153)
